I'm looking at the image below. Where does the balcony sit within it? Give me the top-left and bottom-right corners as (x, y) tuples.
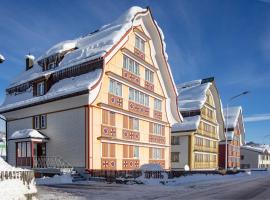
(122, 129), (140, 141)
(194, 145), (218, 153)
(194, 161), (217, 169)
(122, 68), (140, 86)
(128, 101), (150, 117)
(108, 93), (123, 109)
(101, 125), (116, 138)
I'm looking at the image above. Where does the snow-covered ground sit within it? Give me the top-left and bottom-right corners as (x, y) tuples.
(0, 157), (37, 200)
(36, 174), (73, 185)
(36, 171), (270, 200)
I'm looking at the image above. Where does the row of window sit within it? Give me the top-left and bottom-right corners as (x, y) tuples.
(109, 78), (162, 110)
(200, 121), (216, 134)
(195, 137), (217, 148)
(123, 55), (154, 83)
(228, 156), (240, 163)
(103, 110), (164, 136)
(195, 153), (217, 162)
(102, 143), (163, 160)
(201, 106), (215, 119)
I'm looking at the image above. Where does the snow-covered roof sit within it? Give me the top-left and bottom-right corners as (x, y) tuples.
(8, 6), (147, 88)
(9, 129), (48, 140)
(172, 115), (201, 132)
(177, 79), (211, 112)
(25, 54), (35, 60)
(223, 106), (242, 129)
(0, 68), (102, 112)
(241, 145), (270, 154)
(0, 54), (5, 62)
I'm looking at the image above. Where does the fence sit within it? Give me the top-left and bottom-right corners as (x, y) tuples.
(0, 170), (35, 188)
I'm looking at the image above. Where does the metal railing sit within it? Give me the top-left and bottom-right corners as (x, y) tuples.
(33, 156), (73, 170)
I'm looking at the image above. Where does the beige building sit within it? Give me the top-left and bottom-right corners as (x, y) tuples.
(0, 6), (181, 171)
(171, 78), (225, 170)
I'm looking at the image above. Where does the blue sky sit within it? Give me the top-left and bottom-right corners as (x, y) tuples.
(0, 0), (270, 143)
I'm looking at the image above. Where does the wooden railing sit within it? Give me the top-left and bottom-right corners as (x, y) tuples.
(194, 145), (218, 153)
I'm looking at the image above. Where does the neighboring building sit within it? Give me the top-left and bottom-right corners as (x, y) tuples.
(219, 106), (245, 169)
(240, 145), (270, 169)
(171, 78), (225, 171)
(0, 7), (181, 171)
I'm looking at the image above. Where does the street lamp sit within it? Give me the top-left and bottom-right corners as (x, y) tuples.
(225, 91), (250, 171)
(0, 115), (7, 161)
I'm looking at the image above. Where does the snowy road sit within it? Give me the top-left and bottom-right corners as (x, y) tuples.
(36, 172), (270, 200)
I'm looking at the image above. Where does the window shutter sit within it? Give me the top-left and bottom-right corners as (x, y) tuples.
(161, 149), (165, 159)
(129, 117), (133, 130)
(129, 146), (133, 158)
(162, 126), (165, 136)
(149, 122), (153, 134)
(102, 110), (108, 124)
(123, 145), (128, 158)
(110, 144), (115, 157)
(149, 148), (153, 159)
(123, 115), (129, 129)
(110, 112), (115, 126)
(102, 143), (107, 157)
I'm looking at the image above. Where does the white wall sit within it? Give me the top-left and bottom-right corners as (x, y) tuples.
(171, 135), (189, 170)
(240, 148), (259, 169)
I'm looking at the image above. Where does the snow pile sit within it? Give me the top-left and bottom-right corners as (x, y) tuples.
(10, 129), (47, 140)
(224, 106), (242, 129)
(177, 80), (211, 112)
(172, 115), (201, 132)
(0, 157), (37, 198)
(140, 164), (163, 171)
(36, 174), (73, 185)
(0, 68), (102, 112)
(25, 54), (35, 60)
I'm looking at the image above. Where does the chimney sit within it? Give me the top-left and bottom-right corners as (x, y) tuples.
(25, 54), (35, 70)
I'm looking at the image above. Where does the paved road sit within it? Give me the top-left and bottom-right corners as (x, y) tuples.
(36, 172), (270, 200)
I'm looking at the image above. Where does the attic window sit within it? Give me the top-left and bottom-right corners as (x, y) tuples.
(36, 81), (45, 96)
(135, 35), (145, 53)
(47, 62), (56, 70)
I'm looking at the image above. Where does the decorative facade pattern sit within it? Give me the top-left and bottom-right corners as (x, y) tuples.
(101, 125), (116, 138)
(122, 129), (140, 141)
(122, 69), (140, 85)
(153, 110), (162, 121)
(149, 135), (166, 144)
(144, 80), (154, 92)
(122, 159), (140, 170)
(101, 158), (117, 170)
(134, 47), (145, 60)
(108, 93), (123, 109)
(128, 101), (150, 117)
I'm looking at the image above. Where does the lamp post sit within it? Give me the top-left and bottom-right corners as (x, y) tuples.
(225, 91), (249, 171)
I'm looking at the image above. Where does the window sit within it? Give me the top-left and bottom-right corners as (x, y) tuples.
(132, 117), (139, 131)
(47, 62), (56, 70)
(135, 35), (145, 53)
(102, 143), (115, 157)
(134, 146), (139, 158)
(171, 136), (180, 145)
(129, 88), (149, 106)
(171, 152), (180, 162)
(153, 123), (163, 136)
(17, 142), (31, 158)
(109, 79), (122, 97)
(102, 110), (115, 126)
(195, 137), (203, 146)
(33, 115), (47, 129)
(154, 99), (162, 111)
(123, 55), (140, 75)
(37, 81), (45, 96)
(152, 148), (163, 160)
(145, 68), (153, 83)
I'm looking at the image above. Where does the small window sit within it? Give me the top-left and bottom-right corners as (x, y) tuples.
(37, 82), (45, 96)
(47, 62), (56, 70)
(109, 79), (122, 97)
(40, 115), (47, 129)
(171, 136), (180, 145)
(153, 123), (162, 136)
(34, 116), (40, 129)
(123, 55), (140, 75)
(131, 117), (139, 131)
(241, 155), (244, 160)
(145, 68), (154, 83)
(171, 152), (179, 162)
(129, 87), (149, 107)
(134, 146), (139, 158)
(135, 35), (145, 53)
(154, 99), (162, 111)
(152, 148), (162, 160)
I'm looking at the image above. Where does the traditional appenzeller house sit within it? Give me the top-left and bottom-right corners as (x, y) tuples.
(0, 6), (182, 172)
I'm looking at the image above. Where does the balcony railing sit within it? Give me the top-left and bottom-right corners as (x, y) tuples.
(197, 128), (218, 139)
(194, 145), (218, 153)
(194, 161), (217, 169)
(33, 156), (73, 171)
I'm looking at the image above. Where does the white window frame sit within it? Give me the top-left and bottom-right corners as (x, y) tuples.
(123, 55), (140, 76)
(34, 116), (40, 129)
(135, 35), (145, 53)
(153, 123), (162, 136)
(145, 68), (154, 83)
(154, 98), (162, 111)
(40, 115), (47, 129)
(129, 87), (149, 107)
(152, 148), (162, 160)
(133, 146), (139, 158)
(37, 82), (45, 96)
(109, 79), (122, 97)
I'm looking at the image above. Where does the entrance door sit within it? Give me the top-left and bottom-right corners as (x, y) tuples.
(33, 142), (46, 168)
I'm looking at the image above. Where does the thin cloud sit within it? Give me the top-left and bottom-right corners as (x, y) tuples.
(244, 114), (270, 122)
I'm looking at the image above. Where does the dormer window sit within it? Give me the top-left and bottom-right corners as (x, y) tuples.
(47, 62), (56, 70)
(37, 81), (45, 96)
(135, 35), (145, 53)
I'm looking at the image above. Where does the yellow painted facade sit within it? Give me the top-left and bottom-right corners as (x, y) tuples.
(87, 26), (172, 170)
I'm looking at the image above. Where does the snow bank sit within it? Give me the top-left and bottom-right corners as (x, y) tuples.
(10, 129), (47, 140)
(36, 174), (73, 185)
(140, 164), (163, 171)
(172, 115), (201, 132)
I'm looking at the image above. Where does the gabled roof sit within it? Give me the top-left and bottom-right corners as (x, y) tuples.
(241, 144), (270, 154)
(177, 79), (212, 112)
(224, 106), (242, 129)
(9, 129), (49, 140)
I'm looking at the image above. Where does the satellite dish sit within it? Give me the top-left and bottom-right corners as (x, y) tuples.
(184, 164), (190, 171)
(0, 54), (5, 63)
